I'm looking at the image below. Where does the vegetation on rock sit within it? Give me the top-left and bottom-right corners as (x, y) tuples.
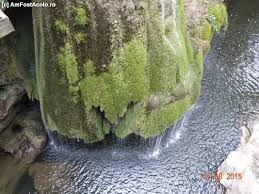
(208, 4), (228, 32)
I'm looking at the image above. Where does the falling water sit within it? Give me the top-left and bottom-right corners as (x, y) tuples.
(150, 133), (164, 158)
(172, 0), (180, 40)
(161, 0), (176, 54)
(161, 0), (181, 54)
(46, 128), (57, 149)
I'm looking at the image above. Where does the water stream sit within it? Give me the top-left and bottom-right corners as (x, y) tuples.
(12, 0), (259, 193)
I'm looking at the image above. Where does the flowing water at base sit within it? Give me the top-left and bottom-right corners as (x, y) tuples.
(11, 0), (259, 193)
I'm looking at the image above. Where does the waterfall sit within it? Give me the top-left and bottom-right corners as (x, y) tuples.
(160, 0), (181, 54)
(46, 129), (86, 152)
(172, 0), (179, 40)
(151, 133), (164, 158)
(166, 105), (194, 147)
(46, 128), (57, 149)
(161, 0), (176, 54)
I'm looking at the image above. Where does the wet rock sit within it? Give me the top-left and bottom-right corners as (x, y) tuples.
(0, 83), (25, 133)
(0, 107), (47, 164)
(218, 121), (259, 194)
(0, 6), (47, 163)
(0, 35), (26, 133)
(0, 152), (28, 194)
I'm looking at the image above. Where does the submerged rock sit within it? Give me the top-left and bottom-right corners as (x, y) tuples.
(33, 0), (228, 142)
(0, 152), (28, 194)
(0, 106), (47, 164)
(29, 161), (74, 193)
(218, 120), (259, 194)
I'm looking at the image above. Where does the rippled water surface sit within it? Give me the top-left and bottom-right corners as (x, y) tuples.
(14, 0), (259, 193)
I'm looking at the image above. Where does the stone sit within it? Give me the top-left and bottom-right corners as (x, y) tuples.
(218, 120), (259, 194)
(0, 83), (25, 133)
(0, 10), (14, 38)
(0, 106), (47, 164)
(29, 161), (74, 193)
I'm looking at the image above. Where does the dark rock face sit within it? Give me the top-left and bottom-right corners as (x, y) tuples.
(0, 84), (25, 133)
(224, 0), (232, 6)
(0, 18), (46, 163)
(0, 106), (47, 164)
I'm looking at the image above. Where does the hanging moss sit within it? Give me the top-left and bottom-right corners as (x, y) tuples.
(83, 60), (95, 76)
(115, 103), (145, 138)
(201, 21), (212, 41)
(138, 97), (192, 137)
(57, 43), (79, 86)
(79, 37), (147, 123)
(208, 4), (228, 32)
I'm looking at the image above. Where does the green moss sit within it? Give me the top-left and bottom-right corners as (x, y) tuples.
(24, 77), (39, 100)
(54, 20), (69, 34)
(114, 0), (201, 138)
(84, 60), (95, 76)
(75, 32), (86, 45)
(138, 96), (192, 137)
(68, 85), (80, 103)
(57, 43), (80, 103)
(208, 4), (228, 32)
(34, 0), (210, 142)
(195, 50), (203, 74)
(86, 110), (111, 140)
(57, 43), (79, 85)
(201, 21), (212, 41)
(115, 103), (145, 138)
(147, 14), (178, 94)
(79, 37), (147, 123)
(73, 6), (88, 27)
(207, 13), (218, 32)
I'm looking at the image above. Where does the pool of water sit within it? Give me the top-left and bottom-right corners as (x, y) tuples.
(5, 0), (259, 193)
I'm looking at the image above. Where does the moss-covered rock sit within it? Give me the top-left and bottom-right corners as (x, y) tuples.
(208, 4), (228, 32)
(33, 0), (228, 142)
